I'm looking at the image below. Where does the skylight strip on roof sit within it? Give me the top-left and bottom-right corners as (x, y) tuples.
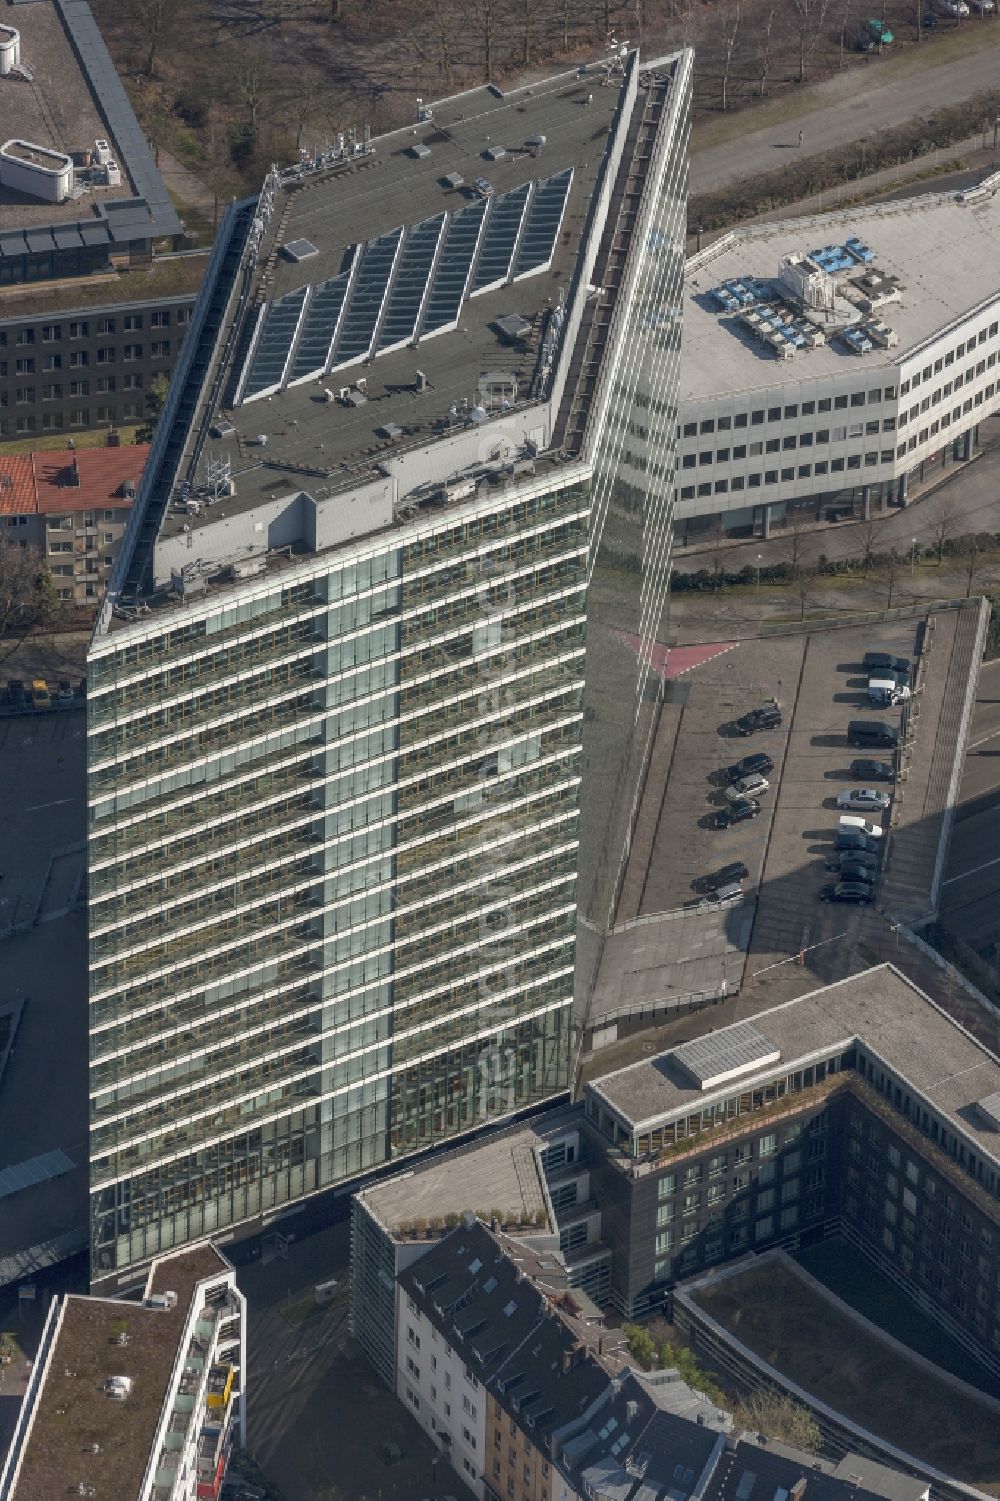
(378, 213), (446, 355)
(470, 181), (532, 297)
(513, 168), (573, 282)
(329, 227), (404, 372)
(418, 199), (489, 341)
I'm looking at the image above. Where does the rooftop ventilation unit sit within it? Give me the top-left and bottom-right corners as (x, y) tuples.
(93, 139), (111, 166)
(411, 143), (432, 160)
(147, 1289), (177, 1310)
(105, 1375), (133, 1400)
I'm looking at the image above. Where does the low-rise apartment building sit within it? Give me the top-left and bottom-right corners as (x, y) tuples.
(0, 1242), (246, 1501)
(1, 443), (148, 605)
(674, 189), (1000, 545)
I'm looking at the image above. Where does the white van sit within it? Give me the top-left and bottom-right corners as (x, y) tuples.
(838, 814), (884, 839)
(868, 676), (910, 707)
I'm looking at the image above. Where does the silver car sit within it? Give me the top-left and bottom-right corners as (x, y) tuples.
(726, 772), (769, 803)
(836, 787), (891, 813)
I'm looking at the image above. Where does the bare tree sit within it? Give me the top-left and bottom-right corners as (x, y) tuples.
(786, 0), (833, 83)
(235, 42), (272, 133)
(882, 546), (902, 609)
(0, 543), (61, 665)
(757, 6), (776, 96)
(928, 498), (960, 565)
(411, 0), (461, 89)
(794, 565), (819, 621)
(719, 0), (742, 111)
(519, 0), (544, 65)
(472, 0), (503, 81)
(774, 516), (812, 580)
(857, 514), (886, 579)
(957, 533), (993, 597)
(839, 0), (854, 65)
(710, 517), (727, 590)
(136, 0), (187, 77)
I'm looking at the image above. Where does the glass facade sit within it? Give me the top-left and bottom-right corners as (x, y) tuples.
(573, 56), (691, 1021)
(87, 477), (588, 1283)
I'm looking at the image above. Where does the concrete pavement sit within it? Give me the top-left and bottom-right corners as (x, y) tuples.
(689, 27), (1000, 197)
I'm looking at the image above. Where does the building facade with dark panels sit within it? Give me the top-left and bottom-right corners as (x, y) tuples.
(0, 296), (196, 443)
(580, 967), (1000, 1379)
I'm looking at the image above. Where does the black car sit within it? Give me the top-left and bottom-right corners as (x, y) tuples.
(735, 705), (782, 736)
(850, 758), (895, 784)
(5, 679), (25, 706)
(726, 752), (774, 783)
(715, 798), (760, 828)
(695, 861), (750, 892)
(862, 651), (911, 675)
(835, 830), (880, 855)
(821, 882), (873, 904)
(827, 848), (879, 872)
(839, 862), (876, 885)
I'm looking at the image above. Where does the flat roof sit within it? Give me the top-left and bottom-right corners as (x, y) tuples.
(681, 189), (1000, 402)
(160, 68), (622, 542)
(0, 256), (204, 320)
(587, 964), (1000, 1163)
(0, 1), (135, 229)
(9, 1242), (230, 1501)
(357, 1108), (585, 1237)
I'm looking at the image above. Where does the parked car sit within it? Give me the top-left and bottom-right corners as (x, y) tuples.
(30, 679), (50, 709)
(836, 787), (892, 812)
(726, 752), (773, 783)
(5, 679), (25, 706)
(859, 16), (893, 46)
(862, 650), (911, 674)
(55, 680), (74, 705)
(826, 850), (879, 873)
(821, 882), (874, 905)
(714, 798), (760, 828)
(835, 830), (881, 854)
(735, 705), (782, 736)
(695, 861), (750, 893)
(839, 862), (876, 885)
(933, 0), (969, 15)
(848, 718), (899, 749)
(850, 759), (895, 783)
(838, 814), (884, 839)
(689, 881), (745, 908)
(726, 773), (769, 803)
(868, 676), (910, 707)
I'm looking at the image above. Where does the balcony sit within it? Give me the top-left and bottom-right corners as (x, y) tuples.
(206, 1362), (235, 1409)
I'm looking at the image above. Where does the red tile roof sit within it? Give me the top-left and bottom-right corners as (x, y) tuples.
(0, 454), (38, 517)
(32, 446), (149, 516)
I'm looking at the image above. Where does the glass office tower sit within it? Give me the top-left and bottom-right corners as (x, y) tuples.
(87, 473), (589, 1279)
(572, 55), (692, 1017)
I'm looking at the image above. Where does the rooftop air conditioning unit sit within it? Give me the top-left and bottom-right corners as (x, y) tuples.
(147, 1290), (177, 1310)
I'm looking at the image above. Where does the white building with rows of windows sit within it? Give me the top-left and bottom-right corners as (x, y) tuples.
(671, 181), (1000, 545)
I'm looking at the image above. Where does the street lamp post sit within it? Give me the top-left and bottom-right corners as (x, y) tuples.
(910, 536), (917, 577)
(755, 552), (763, 594)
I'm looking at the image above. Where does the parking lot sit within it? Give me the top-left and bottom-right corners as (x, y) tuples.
(590, 601), (985, 1043)
(748, 622), (922, 973)
(636, 635), (808, 915)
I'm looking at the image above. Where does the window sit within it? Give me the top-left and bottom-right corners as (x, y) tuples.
(850, 392), (865, 407)
(97, 376), (116, 393)
(151, 340), (170, 358)
(43, 354), (62, 372)
(96, 348), (115, 365)
(756, 1188), (775, 1213)
(97, 318), (115, 335)
(758, 1132), (777, 1157)
(15, 358), (34, 374)
(123, 313), (143, 331)
(69, 351), (89, 368)
(700, 418), (715, 433)
(42, 324), (61, 342)
(755, 1216), (773, 1242)
(69, 321), (89, 339)
(834, 394), (848, 409)
(151, 310), (170, 327)
(751, 409), (765, 425)
(734, 412), (748, 428)
(683, 422), (697, 437)
(767, 406), (781, 421)
(123, 344), (143, 362)
(657, 1203), (675, 1226)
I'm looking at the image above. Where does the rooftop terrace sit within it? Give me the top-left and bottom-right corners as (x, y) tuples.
(8, 1242), (231, 1501)
(681, 189), (1000, 402)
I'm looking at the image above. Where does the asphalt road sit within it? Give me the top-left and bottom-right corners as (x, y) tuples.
(689, 27), (1000, 197)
